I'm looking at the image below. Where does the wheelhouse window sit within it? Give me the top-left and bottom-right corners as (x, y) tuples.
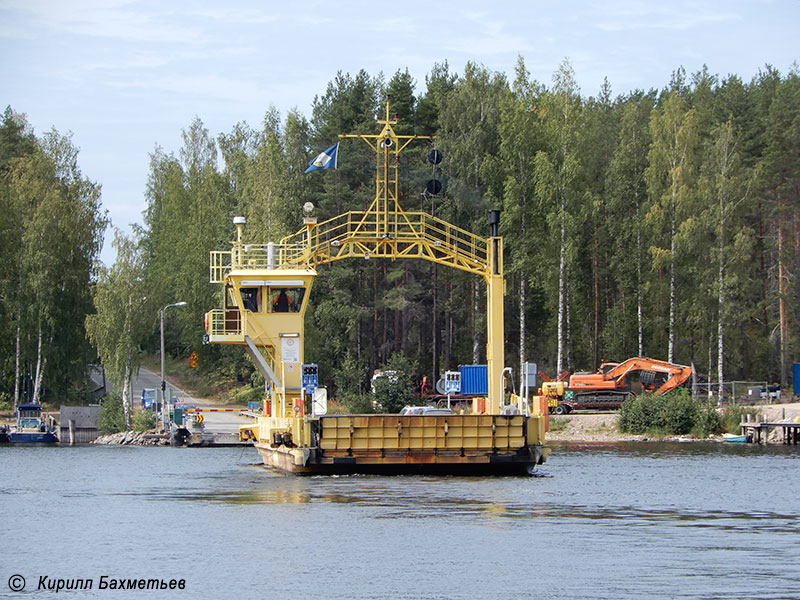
(269, 287), (305, 313)
(240, 287), (261, 312)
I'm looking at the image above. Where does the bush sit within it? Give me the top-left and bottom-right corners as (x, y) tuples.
(98, 395), (125, 434)
(132, 409), (157, 432)
(619, 390), (721, 436)
(692, 401), (723, 437)
(372, 355), (416, 413)
(619, 393), (661, 434)
(333, 354), (367, 398)
(720, 404), (747, 434)
(372, 375), (414, 413)
(338, 391), (375, 414)
(657, 390), (698, 435)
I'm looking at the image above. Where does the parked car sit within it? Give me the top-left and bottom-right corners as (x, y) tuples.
(140, 388), (157, 411)
(399, 406), (453, 416)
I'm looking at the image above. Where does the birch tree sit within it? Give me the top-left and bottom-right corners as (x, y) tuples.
(646, 85), (697, 363)
(6, 130), (106, 404)
(607, 92), (654, 358)
(534, 59), (583, 373)
(709, 119), (751, 402)
(86, 231), (153, 429)
(487, 56), (545, 387)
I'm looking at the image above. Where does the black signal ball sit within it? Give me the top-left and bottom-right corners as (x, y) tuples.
(428, 149), (443, 165)
(426, 179), (442, 195)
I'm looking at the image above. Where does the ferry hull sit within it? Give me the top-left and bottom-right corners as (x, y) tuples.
(248, 413), (548, 476)
(254, 442), (546, 475)
(7, 431), (58, 444)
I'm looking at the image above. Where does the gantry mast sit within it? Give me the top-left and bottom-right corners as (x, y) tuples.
(279, 97), (507, 413)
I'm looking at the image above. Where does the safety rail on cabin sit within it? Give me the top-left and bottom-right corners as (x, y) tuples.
(280, 210), (490, 277)
(210, 209), (492, 284)
(209, 243), (308, 283)
(205, 309), (240, 338)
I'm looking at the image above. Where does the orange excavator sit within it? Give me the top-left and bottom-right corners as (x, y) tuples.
(541, 357), (693, 414)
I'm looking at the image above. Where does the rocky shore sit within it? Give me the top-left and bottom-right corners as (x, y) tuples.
(93, 430), (169, 446)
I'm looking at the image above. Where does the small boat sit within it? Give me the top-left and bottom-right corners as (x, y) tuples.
(722, 433), (751, 444)
(7, 403), (58, 443)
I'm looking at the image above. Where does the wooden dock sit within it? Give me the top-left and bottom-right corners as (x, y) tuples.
(740, 417), (800, 445)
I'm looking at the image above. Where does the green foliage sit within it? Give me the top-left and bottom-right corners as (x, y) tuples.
(338, 391), (375, 415)
(619, 390), (723, 436)
(331, 354), (368, 398)
(98, 395), (126, 434)
(619, 393), (660, 434)
(132, 409), (157, 432)
(86, 232), (152, 391)
(658, 390), (698, 435)
(233, 386), (263, 406)
(371, 354), (417, 414)
(7, 63), (799, 407)
(720, 404), (748, 434)
(0, 117), (107, 404)
(691, 401), (723, 437)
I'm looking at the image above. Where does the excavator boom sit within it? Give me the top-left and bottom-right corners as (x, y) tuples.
(602, 357), (692, 395)
(542, 356), (693, 414)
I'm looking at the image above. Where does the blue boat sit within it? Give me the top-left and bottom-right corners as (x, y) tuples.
(7, 403), (58, 443)
(723, 433), (751, 444)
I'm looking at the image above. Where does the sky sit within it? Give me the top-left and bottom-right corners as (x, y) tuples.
(1, 0), (798, 265)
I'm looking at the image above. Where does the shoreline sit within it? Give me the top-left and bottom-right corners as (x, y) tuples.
(93, 430), (169, 446)
(546, 401), (800, 443)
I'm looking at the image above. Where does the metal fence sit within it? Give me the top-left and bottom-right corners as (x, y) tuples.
(691, 381), (782, 405)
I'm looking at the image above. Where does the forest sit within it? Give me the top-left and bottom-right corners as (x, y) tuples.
(1, 58), (798, 412)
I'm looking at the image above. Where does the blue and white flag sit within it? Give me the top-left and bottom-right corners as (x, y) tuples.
(304, 143), (339, 173)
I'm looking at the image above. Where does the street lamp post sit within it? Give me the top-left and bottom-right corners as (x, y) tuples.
(160, 301), (187, 432)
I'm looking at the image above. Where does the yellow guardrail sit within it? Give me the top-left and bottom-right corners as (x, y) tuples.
(205, 309), (239, 336)
(211, 210), (491, 282)
(209, 243), (308, 282)
(281, 210), (490, 276)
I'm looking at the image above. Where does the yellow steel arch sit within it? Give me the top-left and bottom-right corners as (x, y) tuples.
(274, 98), (507, 414)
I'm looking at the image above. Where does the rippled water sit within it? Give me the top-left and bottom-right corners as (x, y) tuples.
(2, 442), (798, 599)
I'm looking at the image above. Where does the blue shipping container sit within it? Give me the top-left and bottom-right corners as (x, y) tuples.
(793, 363), (800, 396)
(459, 364), (488, 395)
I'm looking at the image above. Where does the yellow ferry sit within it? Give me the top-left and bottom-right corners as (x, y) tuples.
(203, 99), (548, 475)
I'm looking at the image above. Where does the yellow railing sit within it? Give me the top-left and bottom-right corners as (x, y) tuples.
(209, 243), (308, 282)
(211, 211), (491, 282)
(206, 309), (241, 336)
(281, 210), (490, 277)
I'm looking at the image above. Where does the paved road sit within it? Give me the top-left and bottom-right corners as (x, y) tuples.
(132, 368), (254, 435)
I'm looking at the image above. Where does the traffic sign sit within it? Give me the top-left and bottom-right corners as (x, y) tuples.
(444, 371), (461, 394)
(302, 363), (319, 393)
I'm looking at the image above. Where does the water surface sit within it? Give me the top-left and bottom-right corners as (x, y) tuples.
(1, 442), (798, 599)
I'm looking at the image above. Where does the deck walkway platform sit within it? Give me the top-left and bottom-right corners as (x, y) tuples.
(740, 419), (800, 445)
